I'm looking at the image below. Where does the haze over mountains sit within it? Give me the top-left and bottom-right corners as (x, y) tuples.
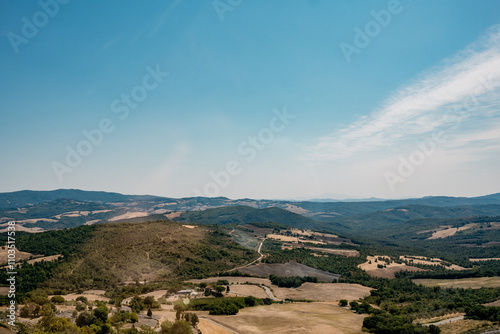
(1, 189), (500, 237)
(2, 189), (500, 209)
(2, 189), (500, 333)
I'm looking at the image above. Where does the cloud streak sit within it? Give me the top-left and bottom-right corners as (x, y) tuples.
(302, 24), (500, 161)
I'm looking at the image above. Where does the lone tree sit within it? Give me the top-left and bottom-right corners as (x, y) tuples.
(339, 299), (348, 307)
(183, 313), (199, 328)
(144, 296), (155, 308)
(174, 302), (187, 320)
(171, 320), (193, 334)
(130, 312), (139, 324)
(160, 320), (193, 334)
(147, 308), (153, 318)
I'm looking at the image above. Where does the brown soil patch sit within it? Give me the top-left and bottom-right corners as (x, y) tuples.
(198, 318), (234, 334)
(400, 256), (466, 271)
(414, 312), (464, 325)
(427, 223), (477, 240)
(238, 261), (340, 282)
(204, 302), (366, 334)
(0, 225), (44, 233)
(359, 256), (425, 279)
(189, 277), (272, 286)
(304, 247), (359, 257)
(470, 258), (500, 262)
(283, 205), (310, 215)
(57, 292), (110, 302)
(109, 211), (148, 221)
(272, 283), (372, 302)
(227, 285), (269, 299)
(439, 319), (497, 334)
(84, 219), (100, 225)
(413, 277), (500, 289)
(164, 211), (182, 219)
(485, 299), (500, 307)
(267, 234), (325, 245)
(0, 246), (35, 265)
(14, 218), (57, 224)
(26, 254), (62, 265)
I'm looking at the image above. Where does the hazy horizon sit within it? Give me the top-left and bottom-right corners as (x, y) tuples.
(2, 187), (499, 202)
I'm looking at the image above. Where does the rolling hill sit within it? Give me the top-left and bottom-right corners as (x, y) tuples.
(6, 221), (257, 294)
(0, 189), (164, 209)
(327, 204), (500, 233)
(173, 205), (324, 229)
(2, 189), (500, 237)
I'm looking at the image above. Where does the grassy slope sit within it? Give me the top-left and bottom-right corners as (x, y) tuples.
(36, 221), (256, 292)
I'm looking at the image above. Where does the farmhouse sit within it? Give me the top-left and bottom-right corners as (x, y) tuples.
(176, 289), (198, 297)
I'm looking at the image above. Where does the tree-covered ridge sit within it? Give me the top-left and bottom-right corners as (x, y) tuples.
(38, 221), (256, 292)
(174, 205), (323, 229)
(10, 225), (97, 256)
(0, 226), (96, 302)
(0, 189), (163, 209)
(0, 198), (109, 220)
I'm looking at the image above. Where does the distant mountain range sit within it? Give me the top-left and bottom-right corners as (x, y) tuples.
(1, 189), (500, 238)
(0, 189), (161, 209)
(2, 189), (500, 210)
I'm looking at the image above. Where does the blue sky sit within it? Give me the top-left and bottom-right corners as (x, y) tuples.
(1, 0), (500, 199)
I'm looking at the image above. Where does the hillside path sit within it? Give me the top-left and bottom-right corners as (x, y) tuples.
(423, 316), (464, 326)
(229, 238), (265, 272)
(261, 284), (279, 301)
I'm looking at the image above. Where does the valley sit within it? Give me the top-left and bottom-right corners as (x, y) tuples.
(0, 190), (500, 333)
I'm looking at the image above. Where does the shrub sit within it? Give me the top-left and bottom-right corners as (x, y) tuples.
(50, 295), (65, 304)
(76, 296), (88, 304)
(75, 302), (86, 312)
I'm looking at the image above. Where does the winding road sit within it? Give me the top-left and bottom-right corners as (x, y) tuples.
(229, 238), (265, 272)
(261, 284), (279, 301)
(423, 316), (464, 326)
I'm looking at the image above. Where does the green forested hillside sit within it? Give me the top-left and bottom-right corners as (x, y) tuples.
(174, 205), (323, 229)
(0, 198), (109, 220)
(0, 189), (163, 209)
(323, 204), (500, 232)
(31, 221), (255, 292)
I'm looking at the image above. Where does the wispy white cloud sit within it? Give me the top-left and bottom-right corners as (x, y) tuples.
(302, 24), (500, 161)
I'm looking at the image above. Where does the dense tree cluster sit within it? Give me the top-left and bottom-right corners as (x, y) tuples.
(269, 274), (318, 288)
(466, 305), (500, 322)
(187, 296), (269, 315)
(363, 313), (440, 334)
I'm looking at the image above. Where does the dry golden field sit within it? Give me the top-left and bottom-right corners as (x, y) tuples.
(439, 319), (498, 334)
(272, 283), (372, 302)
(358, 256), (424, 278)
(413, 277), (500, 289)
(227, 284), (270, 299)
(203, 302), (366, 334)
(197, 319), (234, 334)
